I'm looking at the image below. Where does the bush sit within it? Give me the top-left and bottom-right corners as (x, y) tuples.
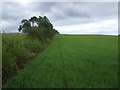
(28, 27), (45, 40)
(2, 33), (51, 84)
(27, 27), (56, 40)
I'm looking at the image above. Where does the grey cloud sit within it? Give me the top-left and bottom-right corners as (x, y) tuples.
(34, 2), (57, 12)
(2, 2), (118, 34)
(3, 23), (19, 32)
(46, 2), (117, 26)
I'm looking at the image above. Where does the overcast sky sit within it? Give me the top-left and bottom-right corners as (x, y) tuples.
(2, 2), (118, 35)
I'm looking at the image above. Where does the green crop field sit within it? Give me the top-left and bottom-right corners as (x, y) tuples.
(3, 34), (118, 88)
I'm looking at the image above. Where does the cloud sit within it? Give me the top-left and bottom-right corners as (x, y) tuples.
(2, 2), (118, 35)
(55, 18), (118, 35)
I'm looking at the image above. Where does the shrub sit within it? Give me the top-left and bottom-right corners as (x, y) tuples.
(2, 33), (51, 84)
(28, 27), (45, 40)
(2, 33), (29, 82)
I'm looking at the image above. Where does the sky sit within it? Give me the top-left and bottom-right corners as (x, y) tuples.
(1, 1), (118, 35)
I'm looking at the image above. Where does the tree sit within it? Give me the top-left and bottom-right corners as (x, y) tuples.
(18, 25), (22, 32)
(22, 22), (31, 33)
(44, 16), (53, 29)
(18, 19), (31, 33)
(18, 16), (59, 37)
(43, 16), (50, 23)
(37, 16), (45, 27)
(29, 16), (38, 27)
(21, 19), (28, 23)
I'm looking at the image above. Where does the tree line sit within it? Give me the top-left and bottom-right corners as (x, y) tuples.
(18, 16), (59, 39)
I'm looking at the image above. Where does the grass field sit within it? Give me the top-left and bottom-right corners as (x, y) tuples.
(3, 34), (118, 88)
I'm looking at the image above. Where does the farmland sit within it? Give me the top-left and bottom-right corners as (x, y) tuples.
(3, 34), (118, 88)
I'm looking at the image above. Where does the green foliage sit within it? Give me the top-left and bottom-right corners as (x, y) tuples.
(27, 26), (56, 40)
(2, 33), (51, 83)
(18, 25), (22, 32)
(3, 35), (118, 88)
(18, 16), (59, 38)
(27, 27), (45, 40)
(18, 19), (31, 33)
(29, 16), (38, 27)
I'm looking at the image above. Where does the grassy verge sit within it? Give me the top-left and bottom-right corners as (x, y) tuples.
(2, 33), (51, 84)
(3, 34), (118, 88)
